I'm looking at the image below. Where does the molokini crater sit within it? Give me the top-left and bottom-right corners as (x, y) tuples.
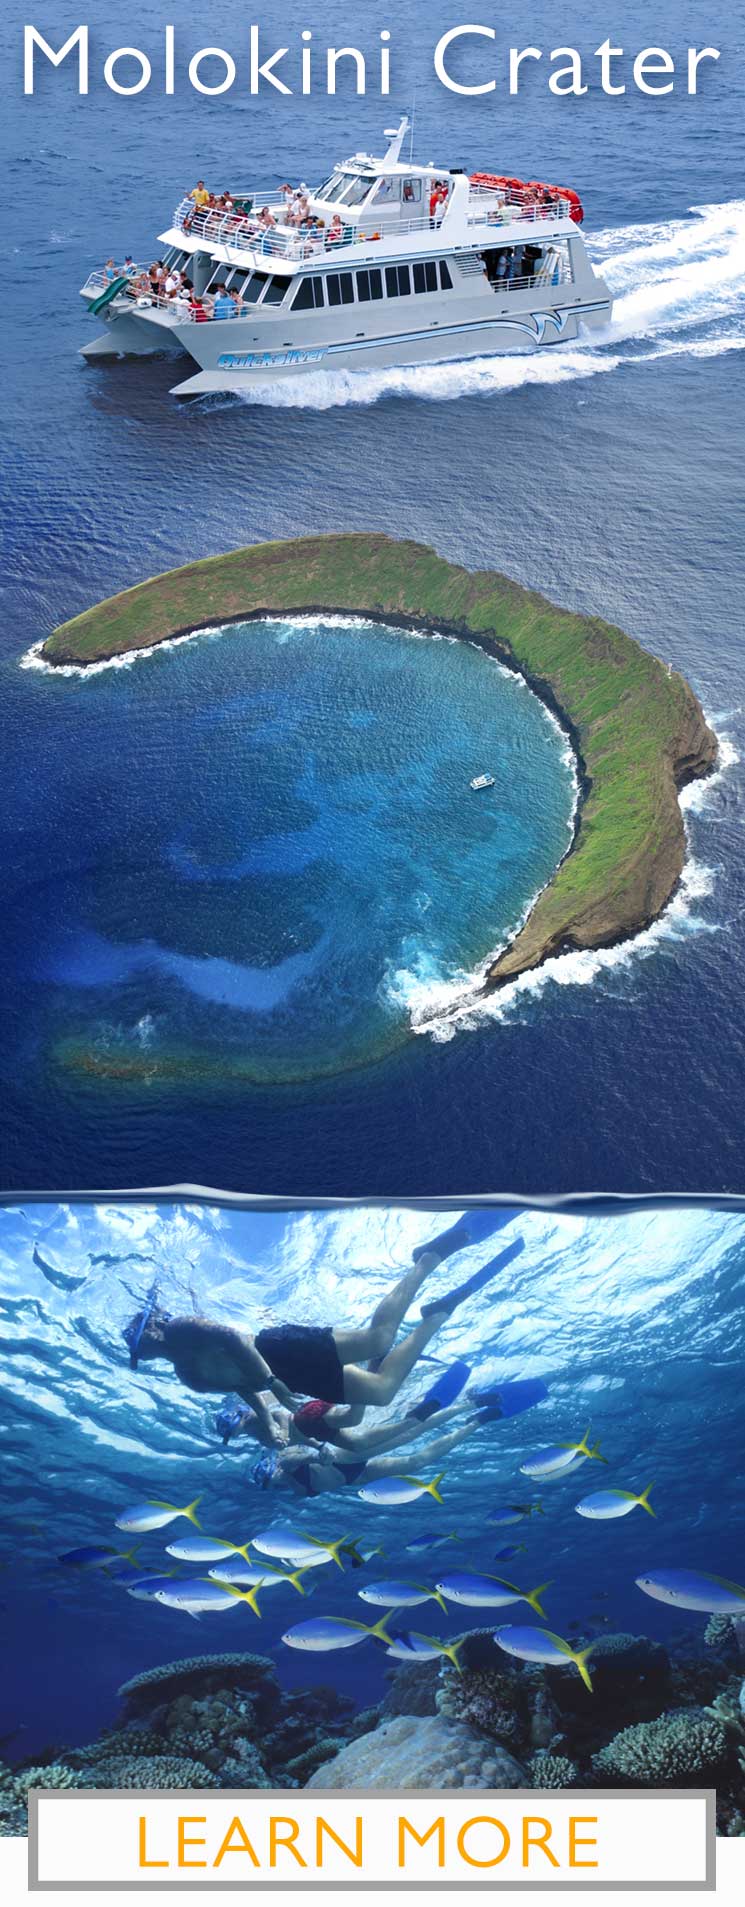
(41, 533), (717, 991)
